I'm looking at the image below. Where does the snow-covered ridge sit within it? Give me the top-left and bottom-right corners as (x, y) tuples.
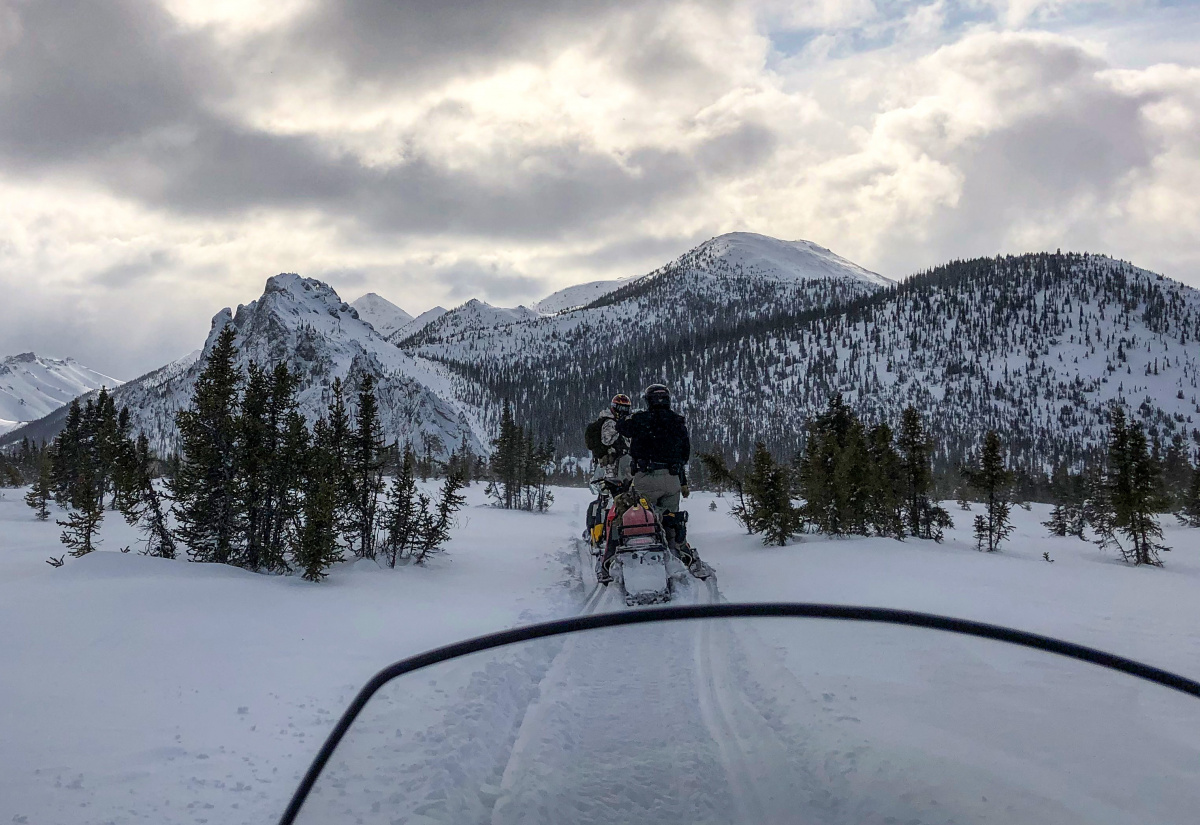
(351, 293), (413, 339)
(388, 306), (448, 343)
(5, 275), (488, 457)
(683, 232), (891, 288)
(529, 232), (888, 316)
(402, 299), (540, 345)
(532, 278), (636, 315)
(0, 352), (122, 434)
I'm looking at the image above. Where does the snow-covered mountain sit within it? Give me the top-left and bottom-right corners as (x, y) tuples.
(387, 306), (448, 344)
(532, 278), (633, 314)
(430, 250), (1200, 469)
(402, 299), (540, 346)
(3, 276), (487, 456)
(406, 232), (889, 365)
(350, 293), (413, 338)
(0, 353), (121, 435)
(8, 233), (1195, 476)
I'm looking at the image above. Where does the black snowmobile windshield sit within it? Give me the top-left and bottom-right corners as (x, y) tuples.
(281, 604), (1200, 825)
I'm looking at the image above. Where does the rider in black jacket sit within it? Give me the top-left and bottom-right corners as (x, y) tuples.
(616, 383), (706, 577)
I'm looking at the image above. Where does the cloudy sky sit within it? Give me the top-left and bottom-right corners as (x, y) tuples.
(2, 0), (1198, 377)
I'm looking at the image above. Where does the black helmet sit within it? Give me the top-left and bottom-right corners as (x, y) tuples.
(643, 383), (671, 409)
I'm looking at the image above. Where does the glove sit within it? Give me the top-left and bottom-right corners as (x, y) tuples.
(681, 485), (690, 498)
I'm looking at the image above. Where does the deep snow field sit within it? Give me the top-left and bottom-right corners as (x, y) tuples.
(2, 483), (1200, 824)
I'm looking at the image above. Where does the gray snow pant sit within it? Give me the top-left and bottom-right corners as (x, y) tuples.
(633, 469), (681, 514)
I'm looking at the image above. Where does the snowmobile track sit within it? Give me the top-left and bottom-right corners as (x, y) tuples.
(690, 575), (797, 824)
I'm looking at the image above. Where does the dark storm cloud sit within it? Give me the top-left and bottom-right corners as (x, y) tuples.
(277, 0), (728, 88)
(0, 0), (752, 243)
(83, 113), (723, 240)
(0, 0), (218, 168)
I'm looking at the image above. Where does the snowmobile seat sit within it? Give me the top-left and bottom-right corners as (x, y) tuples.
(619, 506), (658, 537)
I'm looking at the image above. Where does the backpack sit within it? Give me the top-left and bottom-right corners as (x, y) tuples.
(584, 417), (606, 460)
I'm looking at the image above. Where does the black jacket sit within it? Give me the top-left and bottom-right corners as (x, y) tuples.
(616, 407), (690, 472)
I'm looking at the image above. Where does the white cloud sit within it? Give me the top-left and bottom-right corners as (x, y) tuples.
(0, 0), (1198, 372)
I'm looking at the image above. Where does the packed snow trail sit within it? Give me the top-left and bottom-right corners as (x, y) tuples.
(482, 542), (825, 824)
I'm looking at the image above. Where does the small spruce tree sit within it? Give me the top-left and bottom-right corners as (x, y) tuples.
(1181, 459), (1200, 528)
(347, 375), (386, 558)
(962, 430), (1014, 552)
(380, 446), (420, 567)
(24, 452), (51, 520)
(744, 442), (803, 545)
(413, 470), (468, 564)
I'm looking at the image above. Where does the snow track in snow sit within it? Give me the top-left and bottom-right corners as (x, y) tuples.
(481, 540), (806, 823)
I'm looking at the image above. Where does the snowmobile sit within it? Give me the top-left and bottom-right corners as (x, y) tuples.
(583, 476), (624, 552)
(592, 485), (703, 605)
(602, 498), (677, 606)
(279, 604), (1200, 825)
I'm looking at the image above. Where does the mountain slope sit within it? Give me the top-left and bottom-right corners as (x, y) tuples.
(532, 277), (635, 314)
(407, 232), (889, 365)
(3, 276), (487, 456)
(448, 251), (1199, 470)
(0, 353), (122, 435)
(403, 299), (539, 346)
(351, 293), (413, 338)
(387, 306), (448, 344)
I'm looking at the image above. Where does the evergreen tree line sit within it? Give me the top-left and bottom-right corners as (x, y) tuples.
(26, 328), (468, 580)
(1039, 406), (1191, 566)
(696, 393), (1196, 567)
(21, 387), (175, 561)
(926, 406), (1187, 565)
(700, 397), (951, 546)
(484, 400), (555, 512)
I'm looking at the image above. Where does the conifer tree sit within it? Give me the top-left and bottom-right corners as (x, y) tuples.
(744, 442), (803, 545)
(235, 362), (273, 569)
(57, 460), (103, 557)
(896, 407), (950, 541)
(322, 376), (355, 547)
(260, 365), (306, 572)
(1103, 409), (1168, 565)
(93, 388), (122, 508)
(171, 326), (242, 564)
(414, 470), (468, 563)
(347, 375), (386, 558)
(24, 451), (51, 521)
(50, 400), (84, 507)
(380, 446), (420, 567)
(834, 419), (872, 535)
(798, 394), (856, 534)
(962, 430), (1014, 552)
(296, 422), (342, 582)
(1179, 460), (1200, 528)
(487, 401), (523, 509)
(120, 434), (177, 559)
(699, 451), (752, 533)
(866, 422), (905, 538)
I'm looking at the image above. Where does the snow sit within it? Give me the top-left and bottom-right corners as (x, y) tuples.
(407, 299), (540, 345)
(350, 293), (413, 338)
(528, 233), (891, 315)
(388, 306), (448, 343)
(0, 352), (122, 426)
(20, 275), (486, 459)
(531, 278), (636, 314)
(3, 485), (1200, 824)
(700, 232), (892, 287)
